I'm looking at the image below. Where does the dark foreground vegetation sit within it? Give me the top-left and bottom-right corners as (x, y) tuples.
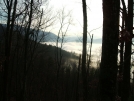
(0, 25), (100, 101)
(0, 0), (134, 101)
(0, 35), (134, 101)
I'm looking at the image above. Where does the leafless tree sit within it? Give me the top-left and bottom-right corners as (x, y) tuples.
(0, 0), (55, 101)
(122, 0), (133, 101)
(54, 7), (73, 101)
(81, 0), (88, 101)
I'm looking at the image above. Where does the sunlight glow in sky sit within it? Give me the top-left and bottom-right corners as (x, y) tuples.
(44, 0), (128, 55)
(49, 0), (103, 39)
(41, 0), (103, 55)
(42, 0), (103, 55)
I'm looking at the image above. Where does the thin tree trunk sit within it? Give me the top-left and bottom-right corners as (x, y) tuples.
(81, 0), (87, 101)
(122, 0), (133, 101)
(118, 0), (128, 97)
(118, 0), (125, 96)
(3, 0), (17, 101)
(76, 55), (81, 101)
(87, 34), (93, 71)
(21, 1), (33, 101)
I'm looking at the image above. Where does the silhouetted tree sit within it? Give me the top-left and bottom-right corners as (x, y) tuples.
(2, 0), (18, 101)
(0, 0), (55, 101)
(81, 0), (87, 101)
(56, 8), (72, 101)
(100, 0), (120, 101)
(118, 0), (127, 97)
(122, 0), (133, 101)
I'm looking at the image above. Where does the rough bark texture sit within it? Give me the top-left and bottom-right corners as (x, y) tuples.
(100, 0), (120, 101)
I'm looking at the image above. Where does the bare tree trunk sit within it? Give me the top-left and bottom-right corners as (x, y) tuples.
(76, 55), (81, 101)
(122, 0), (133, 101)
(81, 0), (87, 101)
(118, 0), (126, 97)
(3, 0), (17, 101)
(21, 1), (33, 101)
(87, 34), (93, 71)
(100, 0), (120, 101)
(54, 8), (72, 101)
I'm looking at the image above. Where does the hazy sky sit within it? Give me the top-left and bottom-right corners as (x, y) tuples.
(43, 0), (129, 54)
(49, 0), (103, 39)
(42, 0), (103, 54)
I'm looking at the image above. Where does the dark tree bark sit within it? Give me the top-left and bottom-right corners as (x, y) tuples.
(122, 0), (133, 101)
(21, 1), (33, 101)
(76, 55), (81, 101)
(1, 0), (50, 101)
(3, 0), (18, 101)
(118, 0), (126, 97)
(81, 0), (87, 101)
(100, 0), (120, 101)
(119, 0), (126, 76)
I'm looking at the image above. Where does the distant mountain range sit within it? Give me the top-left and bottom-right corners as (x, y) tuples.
(0, 23), (102, 44)
(41, 33), (102, 44)
(63, 36), (102, 44)
(38, 31), (58, 42)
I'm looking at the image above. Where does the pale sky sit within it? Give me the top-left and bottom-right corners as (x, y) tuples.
(42, 0), (103, 54)
(43, 0), (132, 57)
(48, 0), (103, 39)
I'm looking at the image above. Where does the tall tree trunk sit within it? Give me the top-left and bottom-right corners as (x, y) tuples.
(122, 0), (133, 101)
(118, 0), (126, 97)
(21, 1), (33, 101)
(76, 55), (81, 101)
(100, 0), (120, 101)
(81, 0), (87, 101)
(3, 0), (17, 101)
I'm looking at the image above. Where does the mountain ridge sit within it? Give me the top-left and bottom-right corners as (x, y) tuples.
(0, 23), (102, 44)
